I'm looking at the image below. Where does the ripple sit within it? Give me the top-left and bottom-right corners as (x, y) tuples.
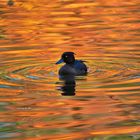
(0, 0), (140, 139)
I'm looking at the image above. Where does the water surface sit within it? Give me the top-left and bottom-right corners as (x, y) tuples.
(0, 0), (140, 139)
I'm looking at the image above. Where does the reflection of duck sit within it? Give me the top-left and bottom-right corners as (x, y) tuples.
(56, 52), (88, 76)
(59, 75), (75, 96)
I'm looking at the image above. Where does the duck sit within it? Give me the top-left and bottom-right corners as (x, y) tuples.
(56, 52), (88, 75)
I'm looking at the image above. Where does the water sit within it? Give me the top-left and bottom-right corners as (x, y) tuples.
(0, 0), (140, 139)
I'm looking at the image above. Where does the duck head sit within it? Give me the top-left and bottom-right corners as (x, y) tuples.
(56, 52), (75, 65)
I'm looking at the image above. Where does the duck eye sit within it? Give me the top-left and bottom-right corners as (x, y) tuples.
(65, 55), (68, 58)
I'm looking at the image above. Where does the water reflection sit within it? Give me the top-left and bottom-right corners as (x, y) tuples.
(0, 0), (140, 139)
(7, 0), (14, 6)
(59, 75), (76, 96)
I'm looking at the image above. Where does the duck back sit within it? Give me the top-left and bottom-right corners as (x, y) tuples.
(59, 60), (87, 75)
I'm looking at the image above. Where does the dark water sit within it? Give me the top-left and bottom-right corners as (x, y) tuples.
(0, 0), (140, 139)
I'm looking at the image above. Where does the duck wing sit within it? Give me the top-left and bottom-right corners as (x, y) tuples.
(74, 60), (87, 74)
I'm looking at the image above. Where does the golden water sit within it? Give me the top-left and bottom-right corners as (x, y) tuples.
(0, 0), (140, 139)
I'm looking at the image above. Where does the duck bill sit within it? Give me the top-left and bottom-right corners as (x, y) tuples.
(56, 58), (64, 64)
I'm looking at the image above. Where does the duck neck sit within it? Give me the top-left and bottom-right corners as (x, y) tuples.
(66, 62), (75, 66)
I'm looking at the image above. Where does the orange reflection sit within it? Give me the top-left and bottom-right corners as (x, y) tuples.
(0, 0), (140, 139)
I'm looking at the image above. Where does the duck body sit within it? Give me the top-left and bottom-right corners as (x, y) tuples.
(56, 52), (87, 76)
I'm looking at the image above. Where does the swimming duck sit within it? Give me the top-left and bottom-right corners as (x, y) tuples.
(56, 52), (87, 75)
